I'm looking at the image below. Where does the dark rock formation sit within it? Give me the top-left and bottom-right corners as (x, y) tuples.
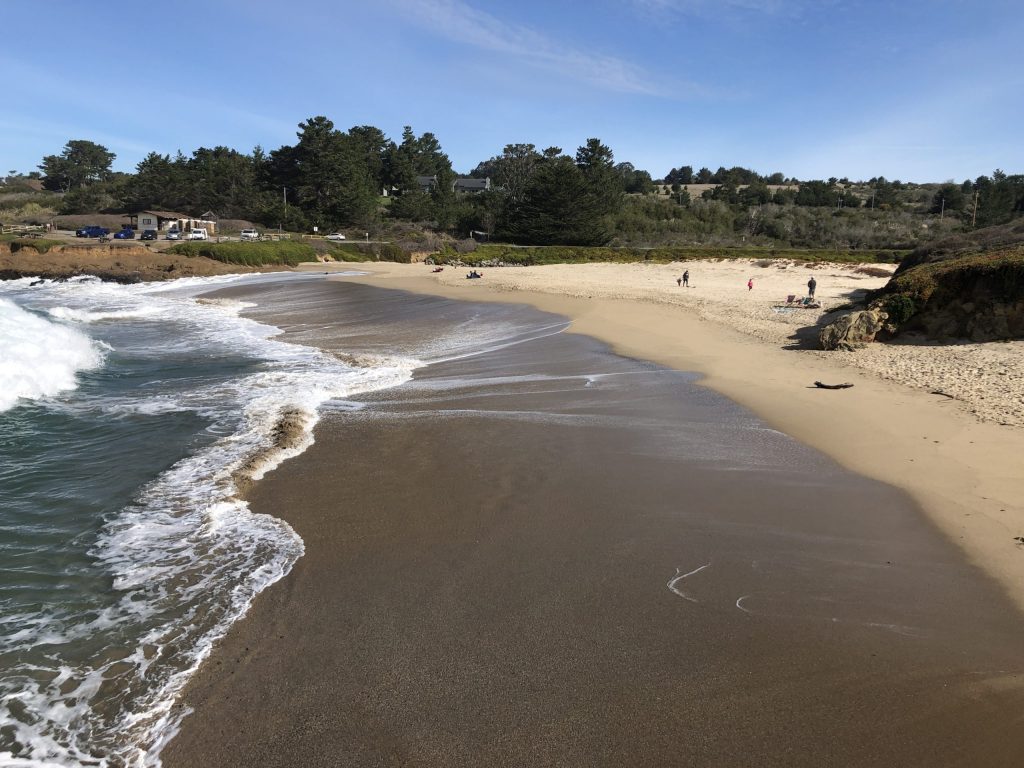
(919, 297), (1024, 341)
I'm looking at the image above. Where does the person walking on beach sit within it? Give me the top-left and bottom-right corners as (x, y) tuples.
(807, 276), (817, 298)
(677, 269), (689, 287)
(747, 278), (754, 291)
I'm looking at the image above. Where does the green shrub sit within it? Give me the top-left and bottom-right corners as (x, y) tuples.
(377, 243), (409, 263)
(166, 241), (316, 266)
(882, 294), (917, 325)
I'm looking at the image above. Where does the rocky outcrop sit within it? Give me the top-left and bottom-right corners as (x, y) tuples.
(819, 309), (889, 351)
(919, 297), (1024, 341)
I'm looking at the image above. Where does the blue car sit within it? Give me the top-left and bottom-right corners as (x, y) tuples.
(113, 228), (136, 239)
(75, 226), (109, 238)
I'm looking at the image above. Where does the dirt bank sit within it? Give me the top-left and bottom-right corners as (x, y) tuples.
(0, 241), (291, 282)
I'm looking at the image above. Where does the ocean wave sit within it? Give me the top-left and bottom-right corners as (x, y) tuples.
(0, 274), (421, 765)
(47, 306), (161, 323)
(0, 298), (106, 413)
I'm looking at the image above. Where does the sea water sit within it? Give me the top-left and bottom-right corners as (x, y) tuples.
(0, 273), (421, 766)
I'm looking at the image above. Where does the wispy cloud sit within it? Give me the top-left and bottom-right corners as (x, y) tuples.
(631, 0), (811, 19)
(384, 0), (681, 96)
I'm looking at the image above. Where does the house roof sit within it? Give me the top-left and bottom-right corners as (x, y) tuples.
(127, 210), (190, 219)
(455, 177), (490, 189)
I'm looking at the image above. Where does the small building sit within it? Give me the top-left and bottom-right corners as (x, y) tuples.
(413, 176), (491, 194)
(125, 210), (217, 234)
(416, 175), (438, 193)
(454, 177), (491, 194)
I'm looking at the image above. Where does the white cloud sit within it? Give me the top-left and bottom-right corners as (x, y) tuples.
(631, 0), (811, 18)
(384, 0), (676, 96)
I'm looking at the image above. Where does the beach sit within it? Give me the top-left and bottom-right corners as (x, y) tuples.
(163, 268), (1024, 766)
(329, 260), (1024, 608)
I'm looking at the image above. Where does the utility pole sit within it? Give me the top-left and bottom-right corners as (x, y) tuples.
(971, 190), (979, 228)
(940, 197), (945, 219)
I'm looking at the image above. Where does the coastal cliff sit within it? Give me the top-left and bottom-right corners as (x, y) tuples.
(0, 241), (292, 282)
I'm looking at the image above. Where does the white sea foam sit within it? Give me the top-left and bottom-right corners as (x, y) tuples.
(0, 273), (421, 766)
(0, 298), (106, 412)
(47, 305), (161, 323)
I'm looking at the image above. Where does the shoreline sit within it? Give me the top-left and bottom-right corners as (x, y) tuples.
(310, 260), (1024, 612)
(162, 272), (1024, 766)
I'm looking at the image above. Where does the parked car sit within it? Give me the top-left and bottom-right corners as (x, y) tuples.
(166, 229), (180, 240)
(188, 229), (208, 240)
(140, 229), (158, 241)
(113, 228), (136, 239)
(325, 232), (346, 241)
(240, 228), (260, 241)
(75, 226), (110, 238)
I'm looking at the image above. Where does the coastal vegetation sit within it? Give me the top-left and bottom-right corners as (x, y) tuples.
(450, 244), (905, 267)
(868, 221), (1024, 340)
(4, 122), (1022, 254)
(166, 241), (317, 267)
(0, 235), (63, 254)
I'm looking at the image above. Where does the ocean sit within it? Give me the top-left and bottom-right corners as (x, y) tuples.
(0, 273), (427, 766)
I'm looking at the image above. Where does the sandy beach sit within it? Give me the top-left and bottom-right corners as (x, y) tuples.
(162, 267), (1024, 767)
(320, 259), (1024, 612)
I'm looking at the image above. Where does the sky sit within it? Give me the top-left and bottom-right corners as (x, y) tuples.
(2, 0), (1022, 182)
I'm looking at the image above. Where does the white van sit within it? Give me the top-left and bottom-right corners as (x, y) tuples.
(189, 229), (208, 240)
(240, 228), (260, 241)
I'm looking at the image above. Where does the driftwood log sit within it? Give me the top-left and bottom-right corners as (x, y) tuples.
(813, 381), (854, 390)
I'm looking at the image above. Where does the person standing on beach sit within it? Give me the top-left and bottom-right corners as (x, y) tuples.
(748, 278), (754, 291)
(678, 269), (689, 287)
(808, 276), (817, 298)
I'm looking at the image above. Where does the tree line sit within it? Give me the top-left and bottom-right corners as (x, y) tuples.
(33, 118), (1024, 246)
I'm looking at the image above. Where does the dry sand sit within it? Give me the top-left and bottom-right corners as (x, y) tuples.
(311, 259), (1024, 612)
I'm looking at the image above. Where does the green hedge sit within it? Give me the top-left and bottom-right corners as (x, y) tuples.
(451, 244), (907, 266)
(167, 241), (317, 266)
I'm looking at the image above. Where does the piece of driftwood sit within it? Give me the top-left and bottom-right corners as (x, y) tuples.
(813, 381), (854, 389)
(930, 390), (956, 400)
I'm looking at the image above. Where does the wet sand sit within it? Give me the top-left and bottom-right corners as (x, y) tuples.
(164, 278), (1024, 767)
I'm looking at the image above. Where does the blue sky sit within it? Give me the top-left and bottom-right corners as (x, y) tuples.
(2, 0), (1022, 182)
